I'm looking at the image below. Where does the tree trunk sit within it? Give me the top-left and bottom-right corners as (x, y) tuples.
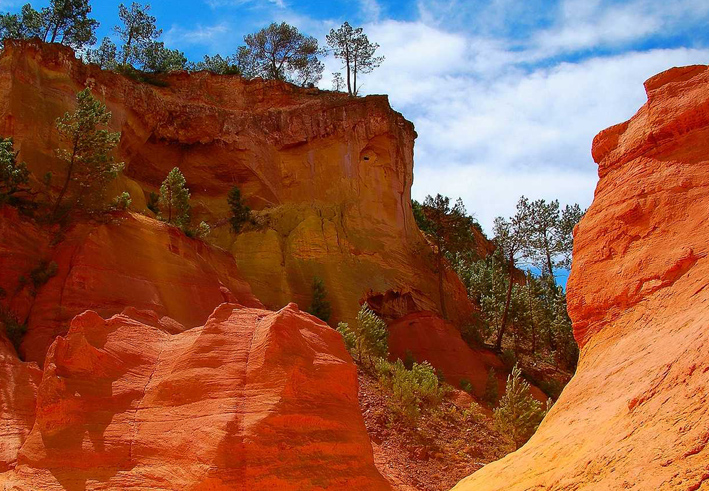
(52, 141), (78, 219)
(345, 54), (352, 95)
(496, 255), (515, 351)
(528, 283), (536, 354)
(353, 57), (358, 96)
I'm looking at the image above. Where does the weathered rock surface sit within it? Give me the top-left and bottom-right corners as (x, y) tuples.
(0, 209), (261, 365)
(454, 66), (709, 490)
(0, 40), (474, 329)
(1, 303), (390, 490)
(0, 333), (41, 472)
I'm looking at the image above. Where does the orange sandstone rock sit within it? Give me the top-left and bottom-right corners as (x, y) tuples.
(4, 304), (390, 490)
(0, 40), (474, 329)
(4, 212), (261, 365)
(454, 65), (709, 490)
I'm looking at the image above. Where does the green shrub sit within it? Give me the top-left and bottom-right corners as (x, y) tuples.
(376, 358), (445, 422)
(462, 402), (485, 424)
(30, 260), (58, 288)
(0, 307), (26, 355)
(403, 349), (416, 369)
(307, 276), (332, 322)
(336, 322), (356, 353)
(484, 367), (499, 406)
(459, 378), (473, 393)
(227, 186), (251, 233)
(112, 191), (132, 210)
(493, 364), (548, 448)
(353, 305), (388, 366)
(196, 221), (211, 239)
(501, 348), (517, 370)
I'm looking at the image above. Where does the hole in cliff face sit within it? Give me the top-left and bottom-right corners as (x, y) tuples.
(362, 289), (421, 321)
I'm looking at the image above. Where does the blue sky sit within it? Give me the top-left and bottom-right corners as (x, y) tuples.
(3, 0), (709, 232)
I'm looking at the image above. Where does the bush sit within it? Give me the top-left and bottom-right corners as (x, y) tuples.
(501, 348), (517, 370)
(354, 305), (388, 366)
(459, 378), (473, 393)
(307, 276), (332, 322)
(462, 402), (485, 424)
(336, 322), (356, 353)
(30, 260), (58, 288)
(112, 191), (132, 210)
(484, 367), (499, 406)
(0, 307), (26, 355)
(196, 221), (211, 239)
(493, 364), (548, 448)
(376, 358), (445, 423)
(227, 186), (251, 233)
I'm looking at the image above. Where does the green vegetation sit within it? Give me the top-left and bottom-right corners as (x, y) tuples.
(375, 358), (446, 423)
(239, 22), (323, 86)
(307, 276), (332, 322)
(326, 21), (384, 96)
(0, 137), (31, 205)
(493, 365), (550, 449)
(0, 0), (98, 50)
(29, 259), (58, 288)
(112, 191), (131, 210)
(158, 167), (190, 227)
(0, 307), (27, 354)
(227, 186), (250, 233)
(52, 87), (123, 220)
(459, 378), (473, 393)
(484, 368), (499, 406)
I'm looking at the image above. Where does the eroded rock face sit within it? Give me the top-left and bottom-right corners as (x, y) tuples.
(0, 210), (262, 365)
(454, 66), (709, 490)
(2, 303), (389, 490)
(0, 40), (473, 329)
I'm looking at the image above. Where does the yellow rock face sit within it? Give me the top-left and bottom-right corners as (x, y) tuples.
(0, 40), (473, 328)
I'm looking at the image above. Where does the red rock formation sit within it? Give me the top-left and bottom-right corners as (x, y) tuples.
(388, 311), (546, 401)
(1, 303), (390, 490)
(454, 66), (709, 490)
(0, 40), (474, 329)
(0, 333), (41, 472)
(0, 209), (261, 364)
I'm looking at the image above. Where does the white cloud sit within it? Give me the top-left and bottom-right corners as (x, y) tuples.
(164, 23), (231, 50)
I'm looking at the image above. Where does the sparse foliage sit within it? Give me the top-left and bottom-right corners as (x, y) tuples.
(493, 365), (549, 448)
(375, 358), (445, 422)
(0, 137), (31, 204)
(240, 22), (323, 86)
(484, 367), (499, 406)
(52, 87), (123, 219)
(227, 186), (250, 233)
(353, 304), (389, 366)
(114, 2), (160, 66)
(86, 36), (118, 69)
(308, 276), (332, 322)
(158, 167), (190, 227)
(326, 22), (383, 96)
(112, 191), (131, 210)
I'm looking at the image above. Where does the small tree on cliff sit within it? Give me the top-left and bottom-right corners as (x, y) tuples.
(492, 197), (531, 350)
(40, 0), (98, 49)
(417, 195), (475, 320)
(0, 137), (31, 205)
(227, 186), (250, 233)
(0, 4), (43, 44)
(52, 87), (123, 219)
(308, 277), (332, 322)
(158, 167), (190, 227)
(493, 364), (548, 449)
(354, 304), (388, 366)
(326, 22), (384, 96)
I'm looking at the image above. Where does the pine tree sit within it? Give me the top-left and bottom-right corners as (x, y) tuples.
(484, 367), (499, 406)
(0, 137), (30, 204)
(493, 365), (547, 448)
(355, 305), (388, 366)
(326, 22), (384, 96)
(114, 2), (161, 66)
(40, 0), (98, 49)
(158, 167), (190, 227)
(308, 276), (332, 322)
(227, 186), (250, 233)
(52, 87), (123, 219)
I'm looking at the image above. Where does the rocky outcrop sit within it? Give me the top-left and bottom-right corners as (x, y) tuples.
(1, 303), (390, 490)
(0, 209), (262, 365)
(0, 40), (474, 329)
(454, 66), (709, 490)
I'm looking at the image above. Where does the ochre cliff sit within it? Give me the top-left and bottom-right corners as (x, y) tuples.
(0, 40), (473, 329)
(1, 303), (390, 490)
(454, 66), (709, 490)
